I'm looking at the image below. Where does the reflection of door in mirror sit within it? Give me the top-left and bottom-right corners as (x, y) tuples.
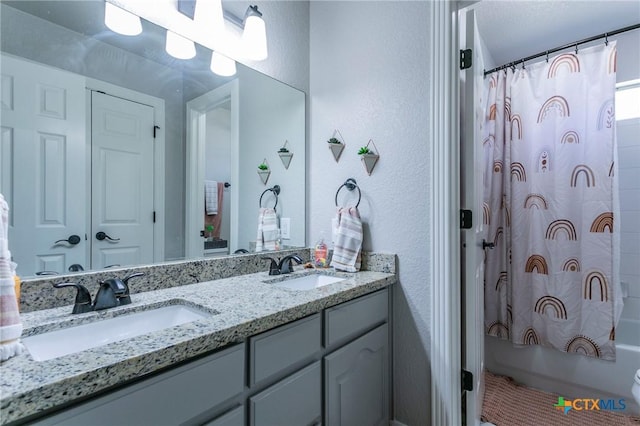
(91, 91), (155, 269)
(203, 100), (232, 257)
(2, 54), (87, 276)
(1, 53), (164, 276)
(186, 80), (239, 258)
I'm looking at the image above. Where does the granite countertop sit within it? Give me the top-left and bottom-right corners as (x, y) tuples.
(0, 267), (396, 424)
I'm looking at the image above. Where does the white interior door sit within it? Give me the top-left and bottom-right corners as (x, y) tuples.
(1, 54), (86, 276)
(91, 91), (154, 269)
(460, 8), (486, 425)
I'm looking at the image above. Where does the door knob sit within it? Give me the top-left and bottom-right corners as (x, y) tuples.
(54, 234), (81, 245)
(96, 231), (120, 242)
(482, 239), (495, 249)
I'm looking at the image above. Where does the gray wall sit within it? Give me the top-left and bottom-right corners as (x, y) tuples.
(309, 2), (432, 424)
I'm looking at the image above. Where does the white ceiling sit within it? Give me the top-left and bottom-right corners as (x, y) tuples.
(473, 0), (640, 68)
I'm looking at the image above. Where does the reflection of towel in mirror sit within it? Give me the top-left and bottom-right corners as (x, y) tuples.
(256, 208), (278, 252)
(204, 182), (225, 238)
(330, 207), (362, 272)
(0, 193), (24, 361)
(205, 180), (218, 215)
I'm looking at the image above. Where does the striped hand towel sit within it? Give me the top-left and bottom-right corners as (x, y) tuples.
(205, 180), (218, 215)
(256, 208), (278, 252)
(330, 207), (363, 272)
(0, 193), (24, 361)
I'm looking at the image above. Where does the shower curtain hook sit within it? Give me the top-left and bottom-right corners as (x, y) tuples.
(575, 43), (579, 54)
(605, 33), (609, 46)
(545, 51), (549, 63)
(521, 59), (525, 70)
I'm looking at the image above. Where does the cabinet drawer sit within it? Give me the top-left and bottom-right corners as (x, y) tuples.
(33, 343), (245, 426)
(249, 313), (321, 386)
(325, 288), (388, 347)
(249, 361), (321, 426)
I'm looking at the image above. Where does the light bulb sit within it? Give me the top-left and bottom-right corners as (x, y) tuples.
(104, 2), (142, 36)
(210, 52), (236, 77)
(166, 31), (196, 60)
(242, 6), (268, 60)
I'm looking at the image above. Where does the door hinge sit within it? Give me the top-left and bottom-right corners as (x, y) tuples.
(153, 211), (156, 223)
(462, 369), (473, 392)
(153, 125), (160, 139)
(460, 209), (472, 229)
(460, 49), (472, 70)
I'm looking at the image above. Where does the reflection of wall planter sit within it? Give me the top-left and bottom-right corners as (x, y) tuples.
(328, 129), (346, 162)
(278, 140), (293, 169)
(257, 158), (270, 185)
(359, 139), (380, 176)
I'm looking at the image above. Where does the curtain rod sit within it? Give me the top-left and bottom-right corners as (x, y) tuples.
(484, 23), (640, 76)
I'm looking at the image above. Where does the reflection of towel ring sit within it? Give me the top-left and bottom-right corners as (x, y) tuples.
(335, 178), (361, 208)
(259, 185), (281, 210)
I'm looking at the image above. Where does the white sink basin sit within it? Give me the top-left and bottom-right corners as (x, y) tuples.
(23, 304), (211, 361)
(272, 274), (345, 291)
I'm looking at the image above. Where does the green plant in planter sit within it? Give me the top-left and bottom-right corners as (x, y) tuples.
(328, 137), (342, 144)
(258, 163), (269, 170)
(358, 146), (373, 155)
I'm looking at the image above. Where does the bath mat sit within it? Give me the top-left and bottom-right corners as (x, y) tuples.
(482, 371), (640, 426)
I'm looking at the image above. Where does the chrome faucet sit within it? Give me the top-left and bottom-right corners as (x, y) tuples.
(52, 273), (145, 314)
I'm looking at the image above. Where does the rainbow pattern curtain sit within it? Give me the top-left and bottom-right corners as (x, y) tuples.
(483, 43), (622, 360)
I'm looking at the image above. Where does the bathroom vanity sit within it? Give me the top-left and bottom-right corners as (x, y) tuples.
(0, 251), (396, 425)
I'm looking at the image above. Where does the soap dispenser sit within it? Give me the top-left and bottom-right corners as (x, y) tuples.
(314, 232), (328, 267)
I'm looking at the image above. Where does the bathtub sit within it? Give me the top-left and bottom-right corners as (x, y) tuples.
(485, 310), (640, 414)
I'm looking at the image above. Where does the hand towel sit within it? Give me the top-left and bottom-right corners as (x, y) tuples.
(204, 182), (225, 238)
(205, 180), (218, 215)
(0, 193), (24, 361)
(256, 208), (278, 252)
(330, 207), (363, 272)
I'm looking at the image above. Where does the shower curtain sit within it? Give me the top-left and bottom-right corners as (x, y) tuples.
(483, 43), (622, 360)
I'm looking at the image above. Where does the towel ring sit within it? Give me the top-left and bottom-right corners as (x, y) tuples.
(335, 178), (361, 208)
(259, 185), (280, 210)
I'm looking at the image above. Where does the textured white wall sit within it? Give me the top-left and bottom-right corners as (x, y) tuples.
(309, 2), (431, 424)
(239, 0), (310, 93)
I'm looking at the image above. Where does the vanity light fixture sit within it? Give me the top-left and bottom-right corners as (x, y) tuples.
(210, 51), (237, 77)
(104, 0), (268, 62)
(104, 2), (142, 36)
(241, 5), (268, 60)
(166, 30), (196, 59)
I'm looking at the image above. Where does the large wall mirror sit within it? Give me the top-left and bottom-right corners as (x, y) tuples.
(0, 1), (306, 278)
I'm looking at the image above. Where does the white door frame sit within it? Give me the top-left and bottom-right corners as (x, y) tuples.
(460, 6), (486, 425)
(429, 1), (463, 425)
(84, 78), (165, 264)
(185, 80), (239, 258)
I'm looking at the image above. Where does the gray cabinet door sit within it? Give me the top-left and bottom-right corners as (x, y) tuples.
(324, 324), (389, 426)
(249, 361), (322, 426)
(203, 405), (245, 426)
